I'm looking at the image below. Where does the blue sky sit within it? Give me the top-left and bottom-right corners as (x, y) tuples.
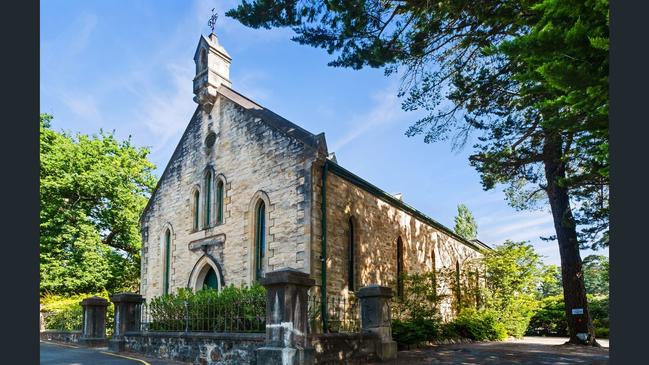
(40, 0), (608, 265)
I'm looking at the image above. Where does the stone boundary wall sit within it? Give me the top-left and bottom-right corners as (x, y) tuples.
(40, 330), (82, 344)
(310, 332), (379, 365)
(122, 331), (264, 365)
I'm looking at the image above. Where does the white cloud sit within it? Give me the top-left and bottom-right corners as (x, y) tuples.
(330, 83), (404, 152)
(59, 92), (102, 125)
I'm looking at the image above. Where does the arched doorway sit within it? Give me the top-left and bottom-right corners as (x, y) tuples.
(187, 255), (224, 292)
(202, 266), (219, 290)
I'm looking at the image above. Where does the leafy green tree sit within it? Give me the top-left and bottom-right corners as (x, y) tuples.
(40, 114), (156, 295)
(582, 255), (609, 296)
(227, 0), (608, 344)
(482, 241), (544, 337)
(538, 264), (563, 298)
(453, 203), (478, 240)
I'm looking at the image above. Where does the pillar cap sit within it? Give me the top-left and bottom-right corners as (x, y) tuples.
(110, 292), (145, 304)
(80, 296), (109, 307)
(356, 285), (393, 299)
(260, 268), (315, 287)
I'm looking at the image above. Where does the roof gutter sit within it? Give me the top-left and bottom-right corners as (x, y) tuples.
(324, 160), (490, 253)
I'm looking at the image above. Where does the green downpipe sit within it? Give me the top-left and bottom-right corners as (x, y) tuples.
(320, 160), (329, 332)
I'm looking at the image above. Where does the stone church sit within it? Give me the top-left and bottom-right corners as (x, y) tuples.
(139, 33), (489, 308)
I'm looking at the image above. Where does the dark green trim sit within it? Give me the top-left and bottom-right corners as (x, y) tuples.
(163, 230), (171, 295)
(325, 160), (490, 253)
(204, 172), (212, 227)
(216, 180), (224, 224)
(320, 161), (329, 332)
(255, 201), (266, 281)
(193, 191), (200, 231)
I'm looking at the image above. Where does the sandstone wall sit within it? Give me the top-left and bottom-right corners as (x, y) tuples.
(310, 160), (483, 319)
(140, 94), (316, 300)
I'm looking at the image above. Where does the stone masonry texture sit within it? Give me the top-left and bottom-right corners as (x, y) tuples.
(140, 92), (317, 300)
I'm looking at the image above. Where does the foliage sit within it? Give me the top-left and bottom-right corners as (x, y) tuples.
(147, 284), (266, 332)
(227, 0), (609, 343)
(482, 241), (544, 337)
(41, 291), (114, 335)
(589, 295), (609, 338)
(454, 204), (478, 240)
(443, 308), (508, 341)
(392, 318), (442, 346)
(582, 255), (609, 296)
(526, 294), (608, 338)
(40, 114), (157, 295)
(392, 272), (445, 321)
(538, 264), (563, 298)
(526, 294), (568, 336)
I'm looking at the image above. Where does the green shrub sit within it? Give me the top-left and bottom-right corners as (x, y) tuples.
(392, 272), (445, 321)
(443, 309), (507, 341)
(392, 317), (442, 346)
(147, 284), (266, 332)
(526, 294), (608, 338)
(41, 291), (114, 335)
(526, 295), (567, 336)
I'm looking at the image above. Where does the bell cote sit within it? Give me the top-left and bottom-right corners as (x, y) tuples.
(193, 33), (232, 110)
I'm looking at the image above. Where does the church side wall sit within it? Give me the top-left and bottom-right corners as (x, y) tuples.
(140, 96), (315, 300)
(310, 162), (483, 320)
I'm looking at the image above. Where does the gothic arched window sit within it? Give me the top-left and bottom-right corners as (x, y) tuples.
(163, 229), (171, 295)
(348, 217), (356, 291)
(200, 48), (207, 71)
(204, 170), (213, 227)
(254, 200), (266, 281)
(396, 237), (404, 297)
(216, 180), (224, 224)
(193, 190), (200, 231)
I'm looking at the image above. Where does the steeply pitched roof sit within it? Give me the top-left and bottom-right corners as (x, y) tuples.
(218, 85), (326, 151)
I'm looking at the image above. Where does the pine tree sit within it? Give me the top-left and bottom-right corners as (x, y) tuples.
(454, 204), (478, 241)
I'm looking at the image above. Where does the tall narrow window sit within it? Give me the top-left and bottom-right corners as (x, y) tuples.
(254, 201), (266, 281)
(396, 237), (404, 297)
(348, 217), (355, 291)
(163, 229), (171, 295)
(216, 180), (224, 224)
(193, 190), (200, 231)
(204, 171), (212, 227)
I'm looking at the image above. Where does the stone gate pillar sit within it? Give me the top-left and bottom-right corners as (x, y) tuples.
(109, 293), (144, 352)
(79, 296), (109, 347)
(357, 285), (397, 360)
(256, 268), (315, 365)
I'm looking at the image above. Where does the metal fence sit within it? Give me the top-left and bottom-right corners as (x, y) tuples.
(308, 293), (360, 333)
(139, 296), (266, 333)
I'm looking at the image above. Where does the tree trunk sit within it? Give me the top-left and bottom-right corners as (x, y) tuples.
(543, 130), (597, 346)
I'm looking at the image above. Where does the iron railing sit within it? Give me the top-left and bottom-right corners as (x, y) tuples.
(139, 296), (266, 333)
(308, 293), (360, 333)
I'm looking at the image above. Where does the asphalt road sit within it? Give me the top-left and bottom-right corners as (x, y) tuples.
(370, 337), (609, 365)
(40, 341), (181, 365)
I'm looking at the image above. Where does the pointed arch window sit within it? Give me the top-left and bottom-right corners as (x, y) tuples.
(396, 237), (404, 297)
(216, 180), (224, 224)
(193, 190), (200, 231)
(348, 217), (356, 292)
(254, 201), (266, 281)
(204, 170), (213, 227)
(163, 229), (171, 295)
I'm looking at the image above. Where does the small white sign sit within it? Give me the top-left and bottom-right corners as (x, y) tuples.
(572, 308), (584, 315)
